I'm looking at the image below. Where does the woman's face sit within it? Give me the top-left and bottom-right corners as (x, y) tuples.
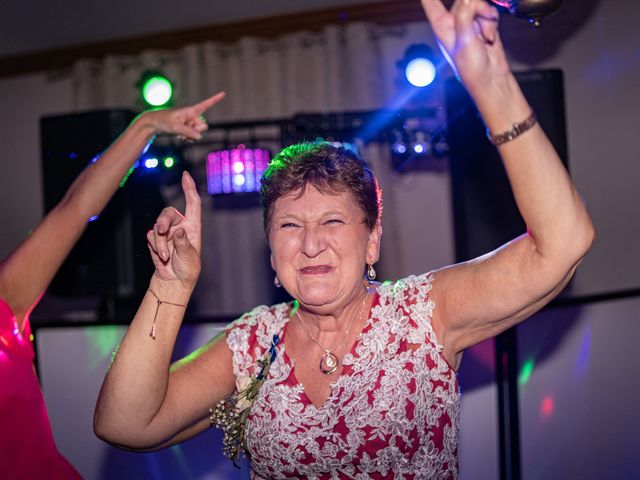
(268, 185), (381, 314)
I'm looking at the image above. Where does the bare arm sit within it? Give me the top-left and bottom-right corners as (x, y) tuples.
(93, 173), (236, 450)
(96, 305), (236, 450)
(420, 0), (594, 368)
(0, 92), (224, 329)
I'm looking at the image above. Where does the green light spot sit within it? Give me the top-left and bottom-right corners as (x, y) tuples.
(164, 156), (175, 168)
(142, 76), (173, 107)
(519, 358), (535, 386)
(85, 326), (123, 371)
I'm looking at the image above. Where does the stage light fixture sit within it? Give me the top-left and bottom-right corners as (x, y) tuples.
(406, 59), (436, 87)
(139, 71), (174, 108)
(393, 142), (407, 154)
(163, 156), (175, 169)
(412, 131), (430, 155)
(206, 145), (270, 195)
(144, 157), (159, 169)
(390, 130), (408, 155)
(398, 44), (437, 88)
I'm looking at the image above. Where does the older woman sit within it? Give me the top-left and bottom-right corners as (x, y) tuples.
(94, 0), (594, 478)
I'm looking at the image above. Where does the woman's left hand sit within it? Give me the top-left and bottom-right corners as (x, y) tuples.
(421, 0), (507, 97)
(147, 171), (203, 291)
(140, 91), (226, 141)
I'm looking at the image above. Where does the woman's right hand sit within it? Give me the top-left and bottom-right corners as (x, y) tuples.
(421, 0), (505, 99)
(147, 171), (202, 290)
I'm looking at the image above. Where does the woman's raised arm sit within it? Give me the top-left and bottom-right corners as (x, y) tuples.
(0, 92), (225, 329)
(93, 172), (236, 450)
(420, 0), (595, 368)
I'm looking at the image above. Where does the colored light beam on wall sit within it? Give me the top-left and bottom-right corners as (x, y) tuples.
(84, 326), (123, 370)
(541, 395), (554, 419)
(519, 357), (535, 386)
(171, 445), (195, 480)
(575, 325), (592, 378)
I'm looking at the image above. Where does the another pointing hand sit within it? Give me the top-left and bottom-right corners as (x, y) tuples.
(141, 91), (226, 141)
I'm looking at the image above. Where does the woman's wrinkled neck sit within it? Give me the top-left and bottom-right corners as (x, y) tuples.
(295, 280), (370, 333)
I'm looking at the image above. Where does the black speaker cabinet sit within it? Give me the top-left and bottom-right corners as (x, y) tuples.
(40, 110), (164, 300)
(445, 69), (568, 263)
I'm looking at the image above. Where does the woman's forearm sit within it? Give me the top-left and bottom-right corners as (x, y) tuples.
(471, 73), (595, 263)
(57, 113), (156, 220)
(0, 113), (158, 322)
(94, 277), (194, 447)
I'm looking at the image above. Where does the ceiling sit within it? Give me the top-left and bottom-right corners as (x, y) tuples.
(0, 0), (383, 58)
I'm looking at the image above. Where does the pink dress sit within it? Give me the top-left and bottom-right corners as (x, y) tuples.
(0, 298), (81, 479)
(226, 273), (460, 479)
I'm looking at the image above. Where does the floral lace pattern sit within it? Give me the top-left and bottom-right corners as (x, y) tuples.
(225, 273), (460, 479)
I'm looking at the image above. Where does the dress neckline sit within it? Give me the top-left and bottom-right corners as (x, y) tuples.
(279, 287), (380, 410)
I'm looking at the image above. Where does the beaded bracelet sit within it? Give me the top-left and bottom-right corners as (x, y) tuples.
(486, 112), (538, 146)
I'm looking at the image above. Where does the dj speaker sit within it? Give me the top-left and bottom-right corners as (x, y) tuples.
(40, 110), (164, 301)
(444, 69), (568, 262)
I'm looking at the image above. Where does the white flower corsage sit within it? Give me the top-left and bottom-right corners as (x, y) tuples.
(210, 334), (280, 466)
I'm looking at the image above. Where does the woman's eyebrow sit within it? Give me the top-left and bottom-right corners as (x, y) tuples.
(275, 209), (348, 220)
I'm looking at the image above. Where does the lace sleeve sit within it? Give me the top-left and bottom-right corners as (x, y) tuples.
(225, 303), (288, 379)
(385, 272), (443, 352)
(225, 309), (261, 379)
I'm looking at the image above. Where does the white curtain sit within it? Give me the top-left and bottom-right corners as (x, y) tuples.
(71, 21), (455, 316)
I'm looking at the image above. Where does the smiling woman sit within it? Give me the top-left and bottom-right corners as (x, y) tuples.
(263, 143), (382, 314)
(93, 0), (594, 478)
(269, 185), (378, 309)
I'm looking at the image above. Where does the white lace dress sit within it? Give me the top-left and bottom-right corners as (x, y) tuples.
(225, 272), (460, 479)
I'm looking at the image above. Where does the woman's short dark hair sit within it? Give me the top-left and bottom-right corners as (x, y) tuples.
(260, 142), (382, 235)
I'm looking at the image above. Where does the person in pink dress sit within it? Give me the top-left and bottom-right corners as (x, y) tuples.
(94, 1), (595, 478)
(0, 92), (224, 479)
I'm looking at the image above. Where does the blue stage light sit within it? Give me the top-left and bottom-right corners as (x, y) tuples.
(393, 142), (408, 154)
(413, 143), (426, 154)
(398, 44), (438, 89)
(405, 58), (436, 87)
(144, 157), (159, 169)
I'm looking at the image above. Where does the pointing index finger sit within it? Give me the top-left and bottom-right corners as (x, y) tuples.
(182, 171), (201, 224)
(192, 91), (226, 116)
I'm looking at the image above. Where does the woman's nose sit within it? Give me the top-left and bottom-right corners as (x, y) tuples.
(301, 223), (326, 257)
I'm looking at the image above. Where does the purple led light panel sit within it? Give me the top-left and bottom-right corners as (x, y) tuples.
(206, 146), (270, 195)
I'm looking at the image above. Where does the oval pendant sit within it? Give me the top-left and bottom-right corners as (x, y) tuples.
(320, 351), (339, 375)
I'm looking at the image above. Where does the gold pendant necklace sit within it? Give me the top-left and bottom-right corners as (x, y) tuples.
(296, 292), (368, 375)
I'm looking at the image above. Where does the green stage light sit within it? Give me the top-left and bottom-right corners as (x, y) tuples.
(139, 71), (174, 107)
(163, 156), (175, 168)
